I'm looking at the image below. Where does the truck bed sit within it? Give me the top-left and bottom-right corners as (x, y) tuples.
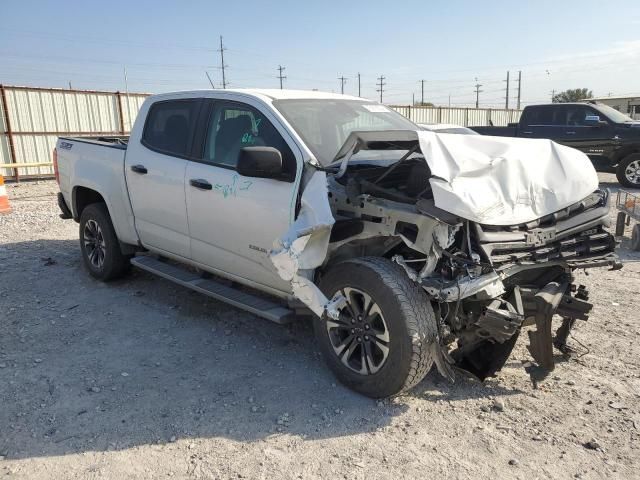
(56, 134), (139, 246)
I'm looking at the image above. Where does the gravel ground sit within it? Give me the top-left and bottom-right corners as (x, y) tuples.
(0, 175), (639, 480)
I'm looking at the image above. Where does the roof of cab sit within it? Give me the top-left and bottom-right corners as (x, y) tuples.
(148, 88), (364, 102)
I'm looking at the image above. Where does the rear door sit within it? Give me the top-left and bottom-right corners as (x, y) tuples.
(518, 106), (566, 140)
(125, 98), (202, 259)
(184, 98), (302, 292)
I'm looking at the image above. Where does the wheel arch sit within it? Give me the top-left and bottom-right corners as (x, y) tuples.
(72, 185), (137, 254)
(72, 185), (107, 221)
(317, 235), (420, 283)
(613, 147), (640, 166)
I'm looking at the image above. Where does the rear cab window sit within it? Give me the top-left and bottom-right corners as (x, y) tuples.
(142, 99), (201, 157)
(521, 106), (565, 126)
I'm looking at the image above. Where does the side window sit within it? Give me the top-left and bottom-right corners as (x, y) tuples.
(522, 106), (557, 126)
(203, 102), (297, 180)
(142, 100), (200, 157)
(564, 106), (604, 126)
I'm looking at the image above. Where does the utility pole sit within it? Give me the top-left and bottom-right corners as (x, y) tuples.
(474, 77), (483, 108)
(504, 71), (510, 110)
(277, 65), (286, 89)
(551, 89), (556, 102)
(357, 72), (361, 97)
(516, 70), (522, 109)
(218, 36), (227, 89)
(376, 75), (386, 103)
(419, 79), (426, 105)
(338, 75), (347, 94)
(123, 66), (132, 129)
(412, 92), (415, 106)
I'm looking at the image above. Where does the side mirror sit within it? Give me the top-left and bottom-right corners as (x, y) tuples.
(237, 146), (283, 179)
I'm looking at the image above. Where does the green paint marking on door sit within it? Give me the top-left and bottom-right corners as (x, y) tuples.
(213, 174), (253, 198)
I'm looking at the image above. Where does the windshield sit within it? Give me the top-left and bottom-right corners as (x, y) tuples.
(272, 99), (418, 166)
(596, 104), (634, 123)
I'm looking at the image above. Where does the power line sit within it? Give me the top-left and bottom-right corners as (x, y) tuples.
(338, 75), (347, 94)
(218, 36), (227, 89)
(474, 77), (483, 108)
(376, 75), (386, 103)
(277, 65), (286, 89)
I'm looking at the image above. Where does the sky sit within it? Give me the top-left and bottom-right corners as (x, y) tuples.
(1, 0), (640, 107)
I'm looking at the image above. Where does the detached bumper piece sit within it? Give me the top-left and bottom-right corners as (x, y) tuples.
(524, 281), (593, 371)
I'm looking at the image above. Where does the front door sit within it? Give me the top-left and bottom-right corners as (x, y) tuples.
(125, 98), (202, 259)
(185, 99), (301, 292)
(556, 105), (617, 163)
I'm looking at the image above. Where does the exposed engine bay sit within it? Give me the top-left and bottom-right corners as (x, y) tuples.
(271, 129), (621, 382)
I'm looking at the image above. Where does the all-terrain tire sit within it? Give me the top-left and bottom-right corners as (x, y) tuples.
(616, 153), (640, 188)
(79, 203), (131, 281)
(315, 257), (438, 398)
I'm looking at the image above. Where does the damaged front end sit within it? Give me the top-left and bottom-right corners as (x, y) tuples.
(271, 129), (620, 383)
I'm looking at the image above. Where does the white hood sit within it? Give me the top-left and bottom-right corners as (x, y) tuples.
(417, 131), (598, 225)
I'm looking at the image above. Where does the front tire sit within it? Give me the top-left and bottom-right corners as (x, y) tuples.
(79, 203), (131, 281)
(315, 257), (438, 398)
(616, 154), (640, 188)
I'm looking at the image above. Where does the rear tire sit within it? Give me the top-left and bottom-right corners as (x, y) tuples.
(616, 154), (640, 188)
(315, 257), (438, 398)
(79, 203), (131, 281)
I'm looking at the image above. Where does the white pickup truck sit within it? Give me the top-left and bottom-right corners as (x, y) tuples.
(55, 89), (620, 398)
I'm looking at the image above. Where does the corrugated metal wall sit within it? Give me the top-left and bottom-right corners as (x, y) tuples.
(0, 85), (148, 179)
(0, 84), (523, 180)
(389, 105), (522, 127)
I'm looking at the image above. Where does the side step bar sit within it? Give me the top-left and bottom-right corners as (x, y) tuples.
(130, 255), (295, 324)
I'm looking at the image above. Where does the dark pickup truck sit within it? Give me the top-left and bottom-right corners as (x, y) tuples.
(472, 102), (640, 188)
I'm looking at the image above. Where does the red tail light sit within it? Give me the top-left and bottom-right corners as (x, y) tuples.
(53, 148), (59, 184)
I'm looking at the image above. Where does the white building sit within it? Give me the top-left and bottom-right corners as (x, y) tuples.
(592, 95), (640, 119)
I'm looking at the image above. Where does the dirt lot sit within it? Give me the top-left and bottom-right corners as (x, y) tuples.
(1, 176), (639, 480)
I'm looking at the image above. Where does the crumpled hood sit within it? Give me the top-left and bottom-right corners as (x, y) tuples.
(417, 131), (599, 225)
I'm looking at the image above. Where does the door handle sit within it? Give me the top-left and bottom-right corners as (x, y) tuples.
(566, 131), (576, 135)
(130, 164), (148, 174)
(189, 178), (212, 190)
(522, 131), (533, 134)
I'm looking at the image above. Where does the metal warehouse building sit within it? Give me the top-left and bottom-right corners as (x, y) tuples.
(592, 94), (640, 119)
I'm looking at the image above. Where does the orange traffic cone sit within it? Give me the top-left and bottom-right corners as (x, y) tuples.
(0, 174), (11, 214)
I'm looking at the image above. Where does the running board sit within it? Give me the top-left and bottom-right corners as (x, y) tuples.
(130, 255), (295, 324)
